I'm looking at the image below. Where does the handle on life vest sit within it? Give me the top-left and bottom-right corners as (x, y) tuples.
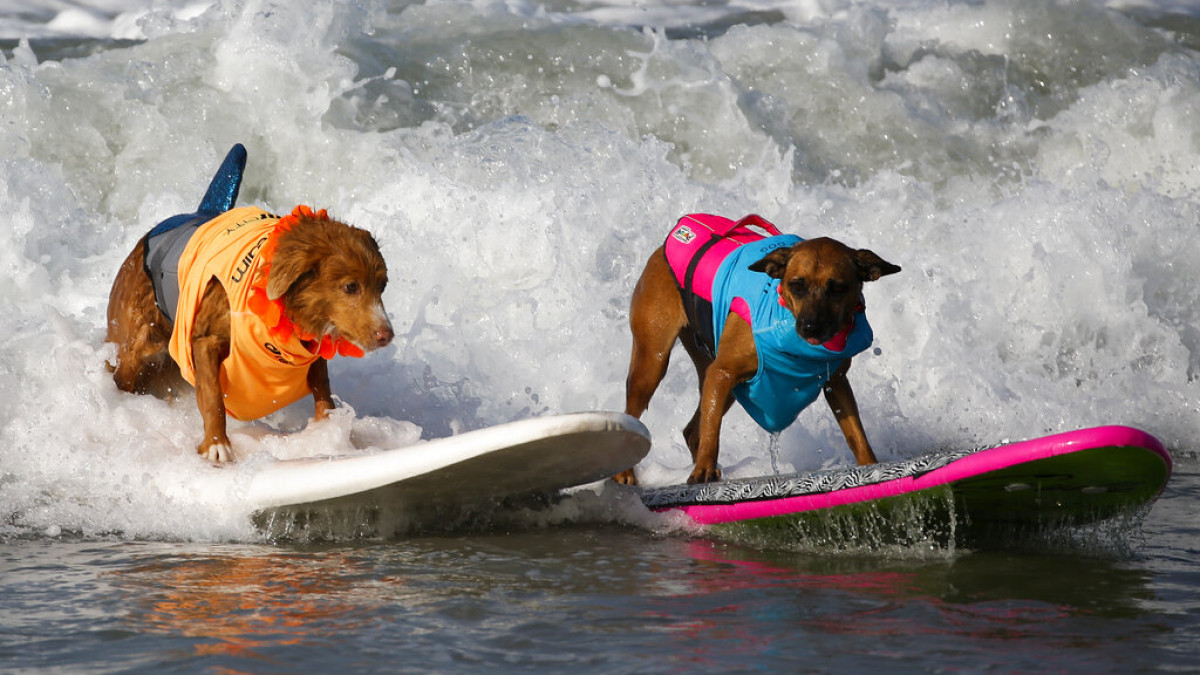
(734, 214), (782, 237)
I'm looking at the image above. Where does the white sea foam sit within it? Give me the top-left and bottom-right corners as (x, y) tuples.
(1, 0), (1197, 541)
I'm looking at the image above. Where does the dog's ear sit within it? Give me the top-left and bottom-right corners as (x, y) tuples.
(266, 250), (317, 300)
(855, 249), (901, 282)
(748, 247), (793, 279)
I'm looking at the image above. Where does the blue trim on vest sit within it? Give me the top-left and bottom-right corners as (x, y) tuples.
(711, 234), (874, 433)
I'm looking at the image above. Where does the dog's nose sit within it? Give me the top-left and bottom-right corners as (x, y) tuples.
(375, 325), (394, 347)
(797, 320), (830, 345)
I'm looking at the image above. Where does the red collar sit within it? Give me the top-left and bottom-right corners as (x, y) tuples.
(245, 205), (365, 359)
(821, 318), (854, 352)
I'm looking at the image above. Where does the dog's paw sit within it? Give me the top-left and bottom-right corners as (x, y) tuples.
(611, 469), (638, 486)
(687, 465), (722, 484)
(197, 442), (234, 463)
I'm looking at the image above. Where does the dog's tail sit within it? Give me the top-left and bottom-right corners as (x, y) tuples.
(197, 143), (247, 215)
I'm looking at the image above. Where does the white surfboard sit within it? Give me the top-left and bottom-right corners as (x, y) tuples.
(245, 412), (649, 511)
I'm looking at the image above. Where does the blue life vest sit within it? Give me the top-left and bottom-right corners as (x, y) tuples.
(711, 235), (874, 433)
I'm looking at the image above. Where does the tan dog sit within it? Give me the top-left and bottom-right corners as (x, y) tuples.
(616, 214), (899, 484)
(107, 204), (393, 462)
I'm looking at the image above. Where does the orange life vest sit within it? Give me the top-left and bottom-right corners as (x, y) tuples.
(168, 206), (320, 421)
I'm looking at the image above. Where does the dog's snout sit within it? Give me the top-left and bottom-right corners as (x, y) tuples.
(374, 323), (394, 347)
(367, 301), (394, 348)
(796, 315), (835, 345)
(798, 323), (822, 344)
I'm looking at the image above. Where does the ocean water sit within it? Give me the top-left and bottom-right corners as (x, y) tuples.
(2, 0), (1200, 671)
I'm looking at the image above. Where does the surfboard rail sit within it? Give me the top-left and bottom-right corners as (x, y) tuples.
(246, 411), (650, 510)
(640, 425), (1172, 528)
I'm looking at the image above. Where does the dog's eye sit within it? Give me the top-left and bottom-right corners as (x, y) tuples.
(788, 279), (808, 296)
(827, 280), (848, 295)
(342, 282), (360, 295)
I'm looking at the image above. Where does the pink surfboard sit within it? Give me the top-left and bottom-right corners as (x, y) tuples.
(640, 426), (1172, 534)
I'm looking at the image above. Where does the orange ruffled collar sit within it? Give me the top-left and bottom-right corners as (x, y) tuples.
(246, 205), (365, 360)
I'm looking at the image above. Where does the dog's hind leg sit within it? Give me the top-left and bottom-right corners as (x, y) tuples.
(623, 251), (686, 419)
(624, 330), (676, 420)
(616, 250), (687, 485)
(111, 332), (179, 397)
(107, 241), (178, 396)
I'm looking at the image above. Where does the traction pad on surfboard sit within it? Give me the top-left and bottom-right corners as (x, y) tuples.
(639, 448), (977, 509)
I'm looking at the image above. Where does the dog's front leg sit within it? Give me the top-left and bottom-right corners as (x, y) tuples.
(192, 335), (233, 462)
(307, 358), (335, 422)
(690, 367), (739, 484)
(690, 320), (759, 484)
(823, 359), (878, 465)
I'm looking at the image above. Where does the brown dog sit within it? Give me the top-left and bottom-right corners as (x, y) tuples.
(107, 204), (393, 462)
(616, 214), (899, 484)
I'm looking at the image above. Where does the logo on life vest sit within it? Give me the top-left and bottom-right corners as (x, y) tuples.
(231, 236), (269, 285)
(225, 211), (275, 236)
(673, 225), (696, 245)
(263, 342), (293, 365)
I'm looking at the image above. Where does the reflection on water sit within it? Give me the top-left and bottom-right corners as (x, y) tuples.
(636, 536), (1165, 671)
(84, 523), (1166, 672)
(112, 548), (392, 661)
(14, 466), (1180, 672)
(59, 469), (1181, 672)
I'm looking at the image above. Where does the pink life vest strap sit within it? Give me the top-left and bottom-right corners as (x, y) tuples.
(663, 214), (783, 356)
(664, 213), (781, 316)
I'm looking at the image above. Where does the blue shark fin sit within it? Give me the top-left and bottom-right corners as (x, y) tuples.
(197, 143), (247, 215)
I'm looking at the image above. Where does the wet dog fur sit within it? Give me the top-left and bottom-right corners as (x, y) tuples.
(617, 235), (900, 485)
(106, 211), (394, 462)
